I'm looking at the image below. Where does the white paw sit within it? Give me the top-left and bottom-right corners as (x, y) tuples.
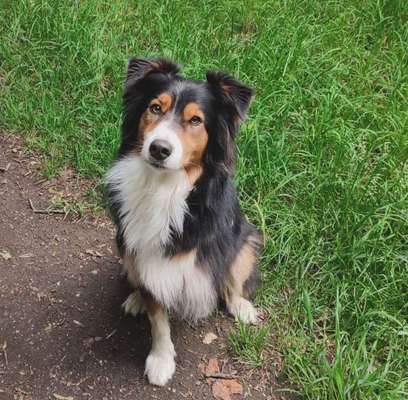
(122, 291), (145, 316)
(229, 297), (258, 324)
(145, 350), (176, 386)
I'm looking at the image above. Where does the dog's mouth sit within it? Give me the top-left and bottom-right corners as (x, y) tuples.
(147, 158), (166, 170)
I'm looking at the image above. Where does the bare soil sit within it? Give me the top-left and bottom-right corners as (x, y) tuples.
(0, 133), (286, 400)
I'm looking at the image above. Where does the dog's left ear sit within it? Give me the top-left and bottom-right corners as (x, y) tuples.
(206, 71), (253, 121)
(126, 57), (181, 87)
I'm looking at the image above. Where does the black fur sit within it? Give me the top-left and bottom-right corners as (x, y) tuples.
(107, 57), (261, 298)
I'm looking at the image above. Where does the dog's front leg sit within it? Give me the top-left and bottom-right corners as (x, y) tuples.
(142, 291), (176, 386)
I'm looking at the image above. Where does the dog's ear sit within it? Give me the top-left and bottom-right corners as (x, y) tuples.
(206, 71), (253, 120)
(126, 58), (181, 87)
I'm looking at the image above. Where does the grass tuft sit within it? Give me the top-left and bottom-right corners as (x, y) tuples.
(229, 321), (271, 368)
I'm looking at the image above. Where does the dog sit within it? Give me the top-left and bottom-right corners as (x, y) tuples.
(105, 58), (262, 386)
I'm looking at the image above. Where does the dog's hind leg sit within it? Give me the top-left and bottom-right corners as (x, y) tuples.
(222, 239), (260, 324)
(142, 290), (176, 386)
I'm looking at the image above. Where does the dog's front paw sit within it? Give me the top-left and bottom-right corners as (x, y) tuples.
(122, 291), (145, 316)
(145, 350), (176, 386)
(228, 297), (258, 324)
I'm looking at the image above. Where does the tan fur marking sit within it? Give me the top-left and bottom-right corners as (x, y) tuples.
(137, 92), (173, 152)
(185, 164), (203, 187)
(156, 93), (172, 112)
(141, 289), (162, 315)
(170, 249), (196, 263)
(183, 103), (205, 122)
(178, 103), (208, 170)
(224, 242), (257, 300)
(138, 109), (159, 147)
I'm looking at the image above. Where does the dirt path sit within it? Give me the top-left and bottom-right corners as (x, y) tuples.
(0, 134), (284, 400)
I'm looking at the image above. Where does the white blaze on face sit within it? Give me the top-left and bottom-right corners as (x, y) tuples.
(141, 120), (183, 170)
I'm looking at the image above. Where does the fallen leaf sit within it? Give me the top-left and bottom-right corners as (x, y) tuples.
(205, 358), (220, 376)
(212, 380), (230, 400)
(203, 332), (218, 344)
(73, 320), (84, 327)
(223, 379), (243, 394)
(0, 250), (12, 260)
(212, 379), (243, 400)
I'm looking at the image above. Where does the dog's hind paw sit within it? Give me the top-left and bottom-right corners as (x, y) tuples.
(122, 290), (145, 316)
(145, 349), (176, 386)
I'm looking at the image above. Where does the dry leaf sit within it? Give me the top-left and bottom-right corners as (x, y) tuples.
(203, 332), (218, 344)
(212, 380), (231, 400)
(0, 250), (12, 260)
(205, 358), (220, 375)
(212, 379), (243, 400)
(223, 379), (243, 395)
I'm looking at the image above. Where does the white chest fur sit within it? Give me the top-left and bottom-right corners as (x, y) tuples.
(106, 156), (217, 320)
(106, 156), (189, 250)
(137, 249), (216, 320)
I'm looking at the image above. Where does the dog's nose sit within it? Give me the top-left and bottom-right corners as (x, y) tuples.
(149, 140), (173, 161)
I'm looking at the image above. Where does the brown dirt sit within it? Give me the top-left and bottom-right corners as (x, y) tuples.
(0, 133), (287, 400)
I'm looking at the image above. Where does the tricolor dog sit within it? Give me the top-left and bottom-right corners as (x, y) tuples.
(106, 58), (262, 386)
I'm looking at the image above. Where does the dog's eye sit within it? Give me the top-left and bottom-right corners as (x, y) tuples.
(149, 104), (162, 114)
(189, 116), (202, 126)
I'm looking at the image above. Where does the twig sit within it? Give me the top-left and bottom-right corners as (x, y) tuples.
(204, 372), (238, 379)
(0, 163), (10, 172)
(66, 376), (90, 387)
(28, 198), (65, 215)
(2, 341), (8, 366)
(105, 328), (117, 340)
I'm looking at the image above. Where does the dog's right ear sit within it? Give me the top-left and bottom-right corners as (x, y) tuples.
(126, 58), (181, 87)
(206, 71), (253, 121)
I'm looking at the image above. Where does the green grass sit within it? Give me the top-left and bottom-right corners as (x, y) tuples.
(229, 320), (272, 368)
(1, 1), (407, 398)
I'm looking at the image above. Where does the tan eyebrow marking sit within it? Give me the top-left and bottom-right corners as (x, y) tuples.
(177, 102), (208, 185)
(183, 102), (205, 122)
(151, 93), (172, 112)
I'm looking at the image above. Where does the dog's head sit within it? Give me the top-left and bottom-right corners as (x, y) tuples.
(120, 58), (253, 180)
